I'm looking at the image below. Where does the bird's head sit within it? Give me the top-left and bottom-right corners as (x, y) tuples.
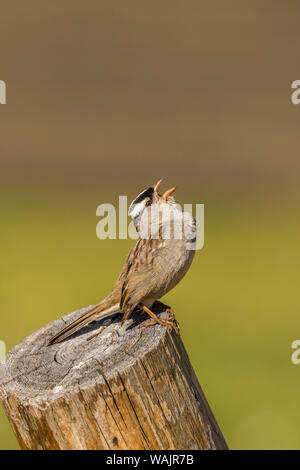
(128, 179), (176, 222)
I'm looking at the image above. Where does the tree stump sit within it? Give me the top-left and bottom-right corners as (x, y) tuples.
(0, 302), (228, 450)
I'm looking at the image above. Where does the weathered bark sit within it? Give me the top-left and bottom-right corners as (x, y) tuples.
(0, 302), (228, 450)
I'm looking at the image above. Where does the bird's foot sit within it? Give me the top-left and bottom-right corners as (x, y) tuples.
(165, 308), (180, 333)
(139, 303), (180, 334)
(144, 317), (180, 334)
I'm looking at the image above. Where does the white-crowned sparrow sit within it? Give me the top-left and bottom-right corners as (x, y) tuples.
(49, 180), (197, 344)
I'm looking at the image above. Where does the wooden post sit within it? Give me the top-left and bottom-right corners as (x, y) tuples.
(0, 302), (228, 450)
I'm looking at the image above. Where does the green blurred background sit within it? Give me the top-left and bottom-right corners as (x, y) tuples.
(1, 1), (300, 450)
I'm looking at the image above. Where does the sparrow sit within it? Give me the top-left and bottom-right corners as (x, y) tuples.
(48, 180), (197, 345)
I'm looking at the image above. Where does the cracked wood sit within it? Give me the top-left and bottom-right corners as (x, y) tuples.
(0, 302), (228, 450)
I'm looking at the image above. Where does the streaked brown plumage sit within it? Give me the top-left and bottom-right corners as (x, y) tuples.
(48, 180), (196, 345)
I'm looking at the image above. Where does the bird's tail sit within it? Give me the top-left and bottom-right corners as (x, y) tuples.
(48, 297), (121, 345)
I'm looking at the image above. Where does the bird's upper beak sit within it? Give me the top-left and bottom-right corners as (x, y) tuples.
(153, 179), (176, 199)
(153, 179), (163, 193)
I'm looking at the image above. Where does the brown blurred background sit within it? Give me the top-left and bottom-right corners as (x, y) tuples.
(0, 1), (300, 449)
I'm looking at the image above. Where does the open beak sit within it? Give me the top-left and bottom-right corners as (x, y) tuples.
(153, 179), (176, 199)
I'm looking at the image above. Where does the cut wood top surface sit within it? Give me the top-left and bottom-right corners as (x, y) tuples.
(0, 303), (173, 403)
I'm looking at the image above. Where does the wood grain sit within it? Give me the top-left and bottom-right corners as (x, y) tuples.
(0, 302), (228, 450)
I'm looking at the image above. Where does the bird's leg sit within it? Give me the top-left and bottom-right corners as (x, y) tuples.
(139, 303), (180, 334)
(153, 301), (180, 330)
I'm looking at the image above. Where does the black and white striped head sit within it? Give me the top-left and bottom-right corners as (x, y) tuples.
(128, 179), (176, 222)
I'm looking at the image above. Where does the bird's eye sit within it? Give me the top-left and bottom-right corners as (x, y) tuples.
(145, 199), (151, 207)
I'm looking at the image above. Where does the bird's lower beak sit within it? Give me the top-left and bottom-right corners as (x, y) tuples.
(162, 187), (176, 199)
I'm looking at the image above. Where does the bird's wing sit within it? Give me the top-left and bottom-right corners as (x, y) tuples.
(120, 237), (167, 312)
